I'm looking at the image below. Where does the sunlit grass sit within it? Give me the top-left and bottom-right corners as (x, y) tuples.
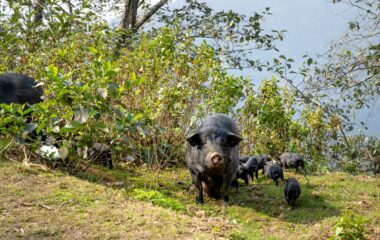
(1, 159), (379, 239)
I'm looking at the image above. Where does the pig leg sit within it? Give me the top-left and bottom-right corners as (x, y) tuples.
(190, 170), (204, 204)
(244, 175), (249, 185)
(231, 177), (239, 193)
(108, 159), (114, 169)
(301, 162), (306, 176)
(220, 181), (230, 203)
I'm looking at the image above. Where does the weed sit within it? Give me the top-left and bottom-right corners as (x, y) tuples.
(330, 211), (367, 240)
(132, 188), (185, 211)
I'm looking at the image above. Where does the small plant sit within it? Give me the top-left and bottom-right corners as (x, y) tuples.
(228, 230), (246, 240)
(132, 188), (185, 211)
(331, 211), (367, 240)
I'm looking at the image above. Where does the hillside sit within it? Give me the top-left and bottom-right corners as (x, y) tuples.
(1, 159), (379, 239)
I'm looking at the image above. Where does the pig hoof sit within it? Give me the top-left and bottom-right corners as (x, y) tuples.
(196, 197), (204, 204)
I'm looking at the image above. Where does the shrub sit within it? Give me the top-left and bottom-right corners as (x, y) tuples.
(330, 211), (367, 240)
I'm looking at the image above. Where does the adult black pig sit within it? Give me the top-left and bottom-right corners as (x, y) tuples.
(185, 113), (243, 204)
(279, 152), (306, 175)
(284, 178), (301, 207)
(0, 73), (43, 139)
(0, 73), (42, 105)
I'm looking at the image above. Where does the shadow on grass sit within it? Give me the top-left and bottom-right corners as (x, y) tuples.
(64, 163), (341, 224)
(5, 157), (340, 224)
(59, 163), (141, 189)
(229, 176), (340, 224)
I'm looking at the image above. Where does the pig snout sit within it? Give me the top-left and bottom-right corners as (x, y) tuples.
(209, 152), (224, 165)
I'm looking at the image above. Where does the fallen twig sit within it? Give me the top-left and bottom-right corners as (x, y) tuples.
(39, 203), (54, 210)
(18, 201), (54, 210)
(59, 201), (71, 208)
(19, 201), (34, 207)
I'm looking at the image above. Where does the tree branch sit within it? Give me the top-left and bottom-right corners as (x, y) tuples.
(134, 0), (169, 31)
(282, 62), (351, 148)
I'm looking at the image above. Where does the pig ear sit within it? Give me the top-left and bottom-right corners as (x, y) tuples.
(227, 132), (243, 147)
(187, 133), (202, 146)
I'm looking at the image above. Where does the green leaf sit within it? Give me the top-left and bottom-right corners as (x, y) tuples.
(88, 47), (98, 54)
(36, 121), (47, 134)
(95, 122), (110, 133)
(74, 106), (90, 124)
(64, 121), (82, 130)
(59, 147), (69, 160)
(307, 58), (313, 66)
(47, 64), (58, 77)
(335, 226), (343, 236)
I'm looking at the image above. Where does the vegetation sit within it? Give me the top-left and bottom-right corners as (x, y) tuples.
(331, 211), (368, 240)
(1, 0), (369, 170)
(0, 0), (379, 238)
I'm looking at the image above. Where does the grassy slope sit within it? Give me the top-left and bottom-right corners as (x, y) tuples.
(1, 159), (379, 240)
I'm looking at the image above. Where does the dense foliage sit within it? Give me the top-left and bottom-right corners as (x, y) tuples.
(0, 0), (379, 173)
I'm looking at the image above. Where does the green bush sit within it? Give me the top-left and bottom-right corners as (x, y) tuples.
(330, 211), (367, 240)
(0, 0), (368, 171)
(0, 3), (246, 168)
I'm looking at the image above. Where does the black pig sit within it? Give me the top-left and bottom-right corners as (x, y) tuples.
(284, 178), (301, 207)
(244, 156), (259, 181)
(264, 162), (284, 186)
(239, 156), (250, 163)
(186, 113), (243, 204)
(279, 152), (306, 175)
(256, 154), (272, 178)
(0, 73), (43, 140)
(0, 73), (42, 105)
(231, 162), (249, 192)
(239, 155), (270, 180)
(232, 156), (260, 190)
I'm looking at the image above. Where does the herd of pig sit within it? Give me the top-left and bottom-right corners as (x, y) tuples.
(1, 72), (303, 207)
(185, 113), (304, 207)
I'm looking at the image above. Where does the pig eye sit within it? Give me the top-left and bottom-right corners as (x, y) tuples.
(197, 141), (205, 150)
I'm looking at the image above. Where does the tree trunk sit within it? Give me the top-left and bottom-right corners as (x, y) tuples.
(118, 0), (169, 49)
(33, 0), (45, 25)
(119, 0), (139, 47)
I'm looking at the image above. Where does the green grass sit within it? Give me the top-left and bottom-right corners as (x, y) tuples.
(1, 159), (379, 239)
